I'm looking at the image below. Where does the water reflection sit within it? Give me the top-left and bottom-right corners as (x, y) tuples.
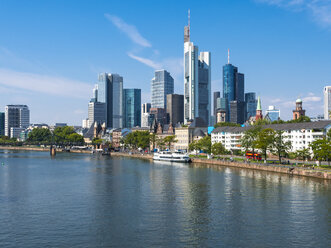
(0, 151), (330, 247)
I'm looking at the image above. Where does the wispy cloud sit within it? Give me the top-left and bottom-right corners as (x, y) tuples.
(105, 14), (152, 47)
(256, 0), (331, 27)
(0, 68), (91, 99)
(127, 52), (161, 69)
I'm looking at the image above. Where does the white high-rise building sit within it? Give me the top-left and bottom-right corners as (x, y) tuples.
(183, 11), (211, 125)
(324, 86), (331, 120)
(5, 105), (30, 138)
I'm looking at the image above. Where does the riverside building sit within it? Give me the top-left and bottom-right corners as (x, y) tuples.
(5, 105), (30, 138)
(211, 121), (331, 153)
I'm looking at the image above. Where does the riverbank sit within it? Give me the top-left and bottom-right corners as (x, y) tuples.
(1, 146), (330, 180)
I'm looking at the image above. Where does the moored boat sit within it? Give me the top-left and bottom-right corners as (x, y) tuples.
(153, 151), (191, 163)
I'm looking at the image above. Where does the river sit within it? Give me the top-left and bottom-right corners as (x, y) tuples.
(0, 150), (330, 247)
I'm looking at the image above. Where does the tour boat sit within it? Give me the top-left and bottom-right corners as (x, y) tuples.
(153, 151), (191, 163)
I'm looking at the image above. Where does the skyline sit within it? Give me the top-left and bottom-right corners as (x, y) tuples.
(0, 0), (330, 125)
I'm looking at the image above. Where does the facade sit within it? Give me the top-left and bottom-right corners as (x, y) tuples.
(88, 100), (106, 127)
(151, 70), (174, 109)
(141, 103), (152, 128)
(324, 86), (331, 120)
(213, 91), (220, 116)
(211, 121), (331, 153)
(245, 92), (257, 120)
(166, 94), (184, 125)
(123, 89), (141, 128)
(223, 62), (245, 123)
(97, 73), (123, 128)
(293, 99), (306, 120)
(265, 105), (280, 122)
(229, 101), (246, 124)
(5, 105), (30, 138)
(0, 112), (4, 136)
(150, 108), (167, 125)
(183, 15), (211, 125)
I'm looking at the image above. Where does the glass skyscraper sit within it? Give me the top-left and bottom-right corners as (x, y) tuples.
(123, 89), (141, 128)
(183, 15), (211, 125)
(245, 92), (257, 120)
(223, 63), (245, 123)
(0, 112), (4, 136)
(151, 70), (174, 109)
(266, 105), (280, 122)
(5, 105), (30, 138)
(97, 73), (123, 128)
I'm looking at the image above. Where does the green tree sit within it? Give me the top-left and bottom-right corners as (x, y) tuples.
(211, 142), (227, 155)
(92, 138), (103, 146)
(271, 130), (292, 164)
(256, 128), (275, 160)
(327, 128), (331, 141)
(189, 140), (200, 155)
(150, 133), (157, 150)
(287, 116), (311, 123)
(123, 132), (137, 149)
(27, 128), (52, 143)
(156, 136), (166, 150)
(240, 126), (262, 159)
(198, 136), (212, 154)
(136, 131), (150, 150)
(295, 148), (311, 161)
(163, 135), (177, 150)
(254, 118), (271, 126)
(310, 138), (331, 165)
(67, 133), (84, 144)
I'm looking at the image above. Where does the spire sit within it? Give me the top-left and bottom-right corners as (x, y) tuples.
(188, 9), (190, 29)
(257, 96), (262, 111)
(184, 10), (190, 43)
(228, 48), (230, 64)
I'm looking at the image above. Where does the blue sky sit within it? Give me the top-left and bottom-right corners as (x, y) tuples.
(0, 0), (330, 125)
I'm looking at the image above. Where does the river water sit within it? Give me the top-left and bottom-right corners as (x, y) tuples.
(0, 150), (330, 247)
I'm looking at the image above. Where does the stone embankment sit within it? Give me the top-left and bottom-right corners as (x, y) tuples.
(191, 158), (331, 180)
(1, 146), (330, 180)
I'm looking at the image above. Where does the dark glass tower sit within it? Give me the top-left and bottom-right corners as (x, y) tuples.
(123, 89), (141, 128)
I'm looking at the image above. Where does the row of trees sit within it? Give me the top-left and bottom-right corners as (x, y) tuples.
(189, 136), (227, 155)
(240, 126), (331, 163)
(26, 126), (84, 145)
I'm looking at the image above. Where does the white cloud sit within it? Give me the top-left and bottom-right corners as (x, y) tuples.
(256, 0), (331, 27)
(127, 52), (162, 69)
(0, 68), (91, 99)
(105, 14), (152, 47)
(302, 96), (321, 102)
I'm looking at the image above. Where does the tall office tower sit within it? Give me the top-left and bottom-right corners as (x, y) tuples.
(88, 100), (106, 127)
(97, 73), (123, 128)
(151, 70), (174, 109)
(222, 51), (246, 123)
(150, 108), (167, 125)
(245, 92), (257, 120)
(141, 103), (151, 114)
(230, 101), (246, 124)
(141, 103), (152, 128)
(0, 112), (4, 136)
(5, 105), (30, 138)
(324, 86), (331, 120)
(123, 89), (141, 128)
(167, 94), (184, 125)
(184, 11), (211, 125)
(265, 105), (280, 122)
(213, 92), (220, 116)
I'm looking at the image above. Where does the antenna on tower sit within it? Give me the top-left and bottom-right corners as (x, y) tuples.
(228, 48), (230, 64)
(188, 9), (190, 28)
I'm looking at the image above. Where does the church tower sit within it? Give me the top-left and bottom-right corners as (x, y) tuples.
(255, 96), (263, 121)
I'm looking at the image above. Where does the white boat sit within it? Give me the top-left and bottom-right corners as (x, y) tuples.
(153, 151), (191, 163)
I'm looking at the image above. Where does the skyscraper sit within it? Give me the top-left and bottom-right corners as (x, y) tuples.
(151, 70), (174, 109)
(184, 11), (211, 125)
(245, 92), (257, 120)
(213, 92), (220, 116)
(222, 52), (245, 123)
(141, 103), (152, 128)
(88, 100), (106, 127)
(123, 89), (141, 128)
(324, 86), (331, 120)
(167, 94), (184, 125)
(0, 112), (4, 136)
(5, 105), (30, 138)
(265, 105), (280, 122)
(97, 73), (123, 129)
